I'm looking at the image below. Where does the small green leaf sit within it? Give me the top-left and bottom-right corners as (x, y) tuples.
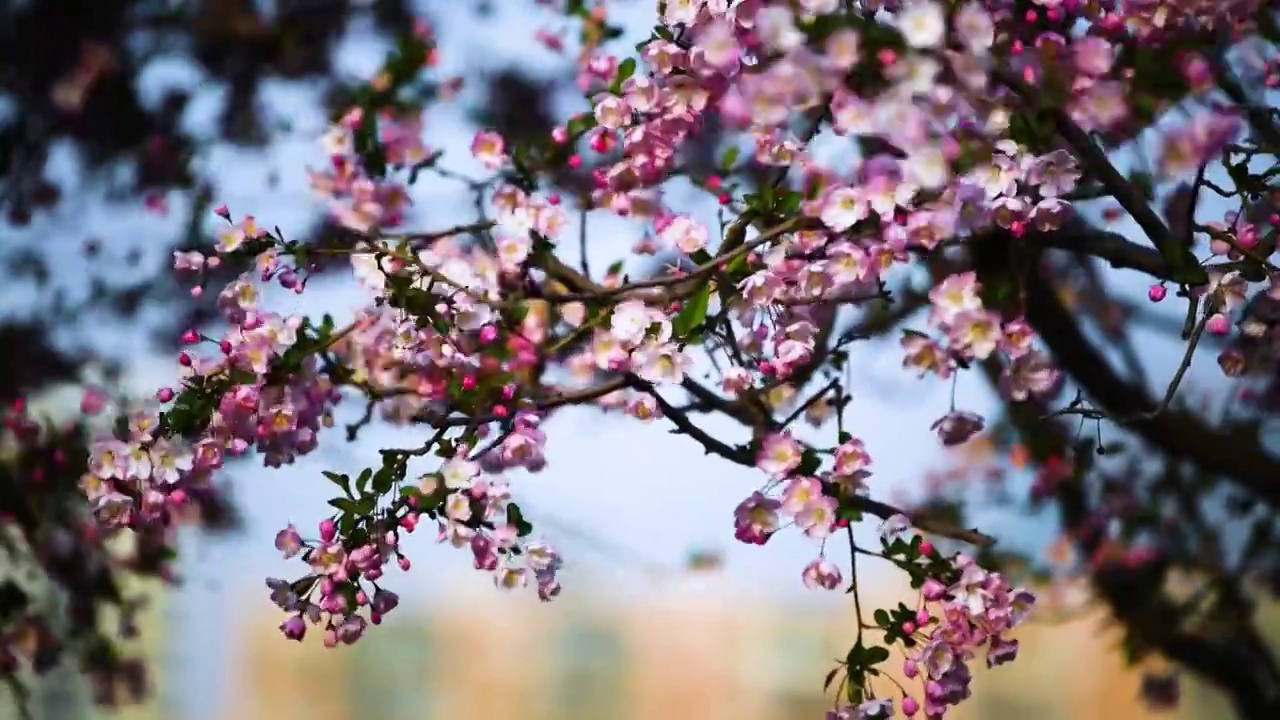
(616, 58), (637, 83)
(507, 502), (534, 537)
(566, 113), (598, 139)
(864, 645), (890, 665)
(673, 283), (711, 338)
(719, 145), (740, 171)
(329, 498), (358, 514)
(823, 666), (842, 692)
(324, 471), (352, 494)
(797, 449), (822, 476)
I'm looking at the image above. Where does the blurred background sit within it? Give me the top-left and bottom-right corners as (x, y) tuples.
(14, 572), (1279, 720)
(1, 1), (1278, 719)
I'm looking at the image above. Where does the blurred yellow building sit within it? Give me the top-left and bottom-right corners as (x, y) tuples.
(223, 576), (1246, 720)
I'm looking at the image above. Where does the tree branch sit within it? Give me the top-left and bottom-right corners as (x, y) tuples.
(1023, 253), (1280, 507)
(996, 70), (1208, 285)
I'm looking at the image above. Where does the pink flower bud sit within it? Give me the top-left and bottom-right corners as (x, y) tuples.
(80, 388), (107, 415)
(280, 615), (306, 641)
(1148, 283), (1167, 302)
(903, 696), (920, 717)
(319, 518), (337, 543)
(1206, 313), (1231, 336)
(921, 577), (947, 601)
(156, 387), (175, 403)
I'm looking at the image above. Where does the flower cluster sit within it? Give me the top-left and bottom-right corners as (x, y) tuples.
(85, 219), (340, 532)
(310, 107), (418, 233)
(3, 394), (233, 706)
(827, 544), (1035, 720)
(735, 432), (870, 547)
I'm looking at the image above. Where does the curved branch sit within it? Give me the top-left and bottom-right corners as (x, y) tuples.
(1023, 251), (1280, 508)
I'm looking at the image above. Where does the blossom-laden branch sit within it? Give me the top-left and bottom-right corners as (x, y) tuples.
(67, 3), (1280, 720)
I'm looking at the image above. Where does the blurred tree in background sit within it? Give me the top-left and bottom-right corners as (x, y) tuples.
(0, 0), (419, 712)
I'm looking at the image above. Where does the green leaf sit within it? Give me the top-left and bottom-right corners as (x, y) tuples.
(507, 503), (534, 537)
(329, 498), (359, 514)
(1008, 112), (1043, 149)
(719, 145), (740, 172)
(797, 449), (822, 476)
(823, 667), (842, 692)
(616, 58), (637, 83)
(507, 302), (530, 324)
(864, 645), (890, 665)
(373, 466), (395, 494)
(672, 283), (711, 338)
(323, 471), (352, 494)
(566, 113), (598, 139)
(354, 110), (387, 178)
(774, 190), (802, 214)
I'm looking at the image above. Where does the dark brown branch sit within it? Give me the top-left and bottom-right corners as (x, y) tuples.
(996, 70), (1207, 285)
(1031, 218), (1176, 279)
(626, 374), (754, 464)
(630, 375), (996, 546)
(1023, 254), (1280, 508)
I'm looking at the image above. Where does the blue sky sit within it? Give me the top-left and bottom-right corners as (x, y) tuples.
(5, 1), (1256, 717)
